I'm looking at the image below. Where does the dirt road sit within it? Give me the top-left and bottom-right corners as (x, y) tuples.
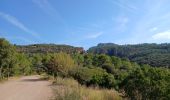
(0, 75), (53, 100)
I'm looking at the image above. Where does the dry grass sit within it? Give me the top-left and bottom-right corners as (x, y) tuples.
(52, 77), (122, 100)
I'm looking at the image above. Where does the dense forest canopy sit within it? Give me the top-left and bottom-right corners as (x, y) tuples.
(88, 43), (170, 68)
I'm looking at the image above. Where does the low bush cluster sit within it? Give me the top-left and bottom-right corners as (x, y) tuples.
(71, 67), (115, 89)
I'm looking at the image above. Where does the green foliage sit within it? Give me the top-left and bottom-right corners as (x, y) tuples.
(120, 66), (170, 100)
(90, 72), (115, 89)
(30, 54), (45, 74)
(47, 52), (76, 77)
(88, 43), (170, 68)
(83, 54), (93, 67)
(0, 38), (18, 79)
(92, 54), (112, 67)
(14, 53), (32, 75)
(111, 56), (122, 68)
(72, 53), (84, 66)
(0, 38), (33, 79)
(71, 67), (116, 88)
(101, 63), (114, 74)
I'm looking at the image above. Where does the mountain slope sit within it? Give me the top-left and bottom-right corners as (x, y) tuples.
(16, 44), (84, 54)
(88, 43), (170, 68)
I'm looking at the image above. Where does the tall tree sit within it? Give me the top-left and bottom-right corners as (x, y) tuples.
(0, 38), (17, 79)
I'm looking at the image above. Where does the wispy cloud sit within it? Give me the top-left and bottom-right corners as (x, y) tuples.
(152, 30), (170, 40)
(0, 12), (40, 38)
(123, 0), (170, 44)
(108, 0), (137, 13)
(86, 32), (103, 39)
(32, 0), (66, 25)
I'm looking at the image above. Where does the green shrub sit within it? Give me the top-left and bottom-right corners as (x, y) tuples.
(101, 63), (114, 74)
(120, 66), (170, 100)
(71, 67), (116, 89)
(0, 38), (18, 79)
(47, 52), (76, 77)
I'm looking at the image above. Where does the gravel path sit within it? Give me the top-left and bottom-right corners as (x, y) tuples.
(0, 75), (53, 100)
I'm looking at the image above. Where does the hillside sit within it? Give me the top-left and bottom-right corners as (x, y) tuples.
(16, 44), (85, 54)
(1, 38), (170, 100)
(88, 43), (170, 68)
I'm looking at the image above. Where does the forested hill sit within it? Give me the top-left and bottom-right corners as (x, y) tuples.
(88, 43), (170, 68)
(16, 44), (84, 54)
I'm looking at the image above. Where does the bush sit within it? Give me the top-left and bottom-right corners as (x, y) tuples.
(0, 38), (18, 79)
(120, 66), (170, 100)
(101, 63), (114, 74)
(92, 54), (112, 67)
(71, 67), (116, 89)
(14, 53), (32, 75)
(47, 52), (76, 77)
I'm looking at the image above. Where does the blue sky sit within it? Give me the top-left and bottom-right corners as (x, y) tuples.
(0, 0), (170, 49)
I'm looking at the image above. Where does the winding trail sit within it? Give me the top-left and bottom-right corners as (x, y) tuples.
(0, 75), (53, 100)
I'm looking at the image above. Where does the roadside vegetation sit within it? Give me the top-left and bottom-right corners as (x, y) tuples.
(0, 38), (32, 80)
(52, 77), (121, 100)
(0, 38), (170, 100)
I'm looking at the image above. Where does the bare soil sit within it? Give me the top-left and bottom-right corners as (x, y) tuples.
(0, 75), (53, 100)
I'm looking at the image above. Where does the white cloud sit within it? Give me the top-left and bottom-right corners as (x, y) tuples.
(86, 32), (103, 39)
(152, 30), (170, 40)
(0, 12), (40, 38)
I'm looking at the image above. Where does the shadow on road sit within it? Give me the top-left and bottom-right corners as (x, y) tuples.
(21, 78), (47, 82)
